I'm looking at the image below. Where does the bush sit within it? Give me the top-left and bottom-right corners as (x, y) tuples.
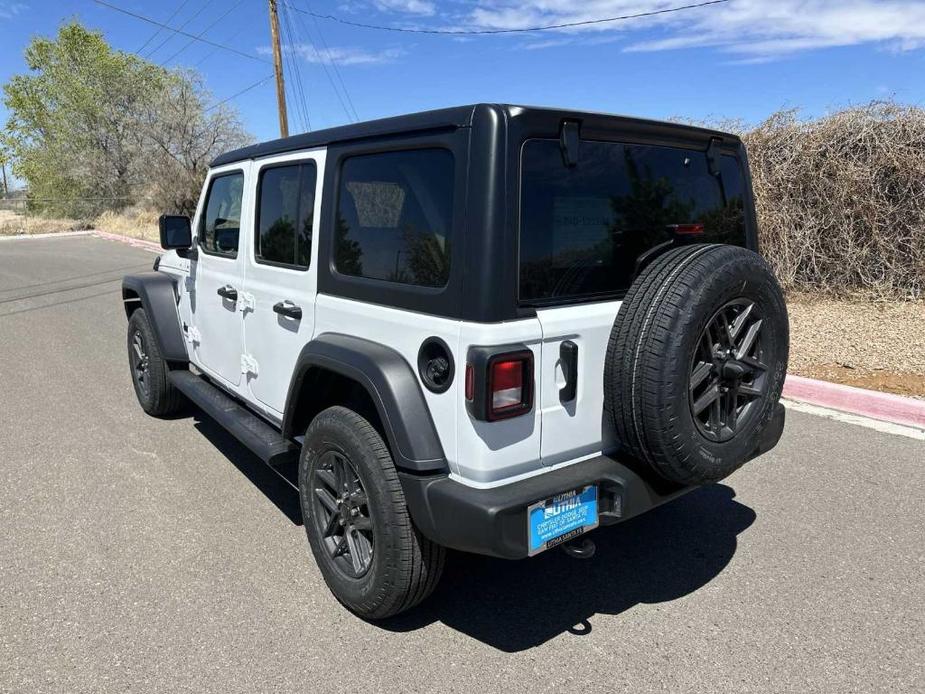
(742, 102), (925, 299)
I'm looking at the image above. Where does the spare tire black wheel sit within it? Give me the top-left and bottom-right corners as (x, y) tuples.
(604, 244), (789, 486)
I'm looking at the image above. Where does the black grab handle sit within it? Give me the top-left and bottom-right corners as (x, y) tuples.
(559, 340), (578, 402)
(217, 285), (238, 301)
(273, 301), (302, 320)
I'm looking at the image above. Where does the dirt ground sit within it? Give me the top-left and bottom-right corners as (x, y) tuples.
(787, 293), (925, 397)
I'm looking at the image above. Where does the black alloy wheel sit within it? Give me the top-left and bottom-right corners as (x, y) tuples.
(131, 329), (151, 399)
(310, 450), (374, 578)
(689, 299), (767, 443)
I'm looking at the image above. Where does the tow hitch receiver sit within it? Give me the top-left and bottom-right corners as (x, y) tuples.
(561, 537), (596, 559)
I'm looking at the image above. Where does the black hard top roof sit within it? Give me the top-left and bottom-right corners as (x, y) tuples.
(210, 103), (737, 168)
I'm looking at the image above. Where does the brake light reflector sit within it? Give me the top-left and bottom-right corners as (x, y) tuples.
(465, 363), (475, 401)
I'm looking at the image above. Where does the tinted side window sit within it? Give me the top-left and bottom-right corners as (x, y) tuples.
(256, 162), (317, 269)
(519, 140), (747, 302)
(335, 149), (453, 288)
(200, 172), (244, 257)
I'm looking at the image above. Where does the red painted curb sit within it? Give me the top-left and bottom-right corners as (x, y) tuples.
(91, 229), (162, 254)
(783, 374), (925, 429)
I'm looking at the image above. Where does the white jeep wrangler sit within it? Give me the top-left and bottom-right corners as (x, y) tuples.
(123, 104), (788, 619)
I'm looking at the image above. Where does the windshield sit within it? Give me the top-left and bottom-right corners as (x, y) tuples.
(519, 138), (747, 303)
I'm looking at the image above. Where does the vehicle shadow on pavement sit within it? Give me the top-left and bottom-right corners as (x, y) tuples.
(380, 483), (755, 652)
(192, 416), (304, 525)
(188, 416), (754, 652)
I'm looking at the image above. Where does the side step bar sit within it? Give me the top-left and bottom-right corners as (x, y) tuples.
(168, 370), (300, 469)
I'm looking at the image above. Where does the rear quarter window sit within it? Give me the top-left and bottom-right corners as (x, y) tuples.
(334, 148), (454, 288)
(519, 139), (747, 303)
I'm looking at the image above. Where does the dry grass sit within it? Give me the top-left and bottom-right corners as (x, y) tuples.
(94, 208), (159, 242)
(0, 208), (159, 242)
(0, 209), (91, 235)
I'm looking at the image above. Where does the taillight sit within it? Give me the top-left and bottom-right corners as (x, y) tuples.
(465, 345), (535, 422)
(487, 351), (533, 421)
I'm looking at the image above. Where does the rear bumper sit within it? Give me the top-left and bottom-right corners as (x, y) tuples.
(400, 403), (785, 560)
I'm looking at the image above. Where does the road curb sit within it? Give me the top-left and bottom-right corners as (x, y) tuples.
(783, 374), (925, 429)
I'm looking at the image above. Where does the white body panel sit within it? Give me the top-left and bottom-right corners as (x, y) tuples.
(242, 150), (326, 418)
(534, 301), (621, 465)
(187, 162), (253, 390)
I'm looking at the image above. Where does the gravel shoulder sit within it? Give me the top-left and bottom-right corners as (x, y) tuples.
(787, 293), (925, 397)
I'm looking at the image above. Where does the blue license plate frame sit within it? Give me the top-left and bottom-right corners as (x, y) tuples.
(527, 485), (599, 556)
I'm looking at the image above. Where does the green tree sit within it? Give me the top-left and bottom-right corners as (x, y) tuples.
(3, 21), (250, 218)
(3, 22), (165, 217)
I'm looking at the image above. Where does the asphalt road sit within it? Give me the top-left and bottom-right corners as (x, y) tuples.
(1, 236), (922, 693)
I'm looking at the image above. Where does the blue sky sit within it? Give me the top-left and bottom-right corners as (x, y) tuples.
(1, 0), (924, 147)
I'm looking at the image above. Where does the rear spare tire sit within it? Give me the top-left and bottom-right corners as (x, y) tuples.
(604, 244), (789, 485)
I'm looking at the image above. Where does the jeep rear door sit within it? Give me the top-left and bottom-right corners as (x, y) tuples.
(520, 137), (750, 463)
(241, 150), (324, 417)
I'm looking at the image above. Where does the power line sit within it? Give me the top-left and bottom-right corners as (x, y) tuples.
(280, 0), (731, 35)
(145, 0), (217, 58)
(163, 0), (247, 65)
(193, 25), (248, 68)
(299, 0), (359, 121)
(279, 1), (312, 131)
(287, 1), (355, 123)
(93, 0), (271, 64)
(136, 0), (193, 53)
(205, 74), (275, 112)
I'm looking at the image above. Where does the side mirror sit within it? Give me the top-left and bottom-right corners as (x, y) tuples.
(158, 214), (192, 250)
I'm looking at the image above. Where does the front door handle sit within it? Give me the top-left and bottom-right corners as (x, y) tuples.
(217, 285), (238, 301)
(559, 340), (578, 402)
(273, 301), (302, 320)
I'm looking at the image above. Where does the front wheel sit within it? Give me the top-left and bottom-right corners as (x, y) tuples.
(299, 406), (445, 620)
(127, 308), (184, 417)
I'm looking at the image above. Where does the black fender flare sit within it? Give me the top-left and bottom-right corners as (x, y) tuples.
(122, 272), (188, 363)
(281, 333), (448, 474)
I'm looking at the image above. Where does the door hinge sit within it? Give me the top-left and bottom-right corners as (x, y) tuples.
(240, 353), (259, 376)
(185, 325), (202, 344)
(238, 291), (256, 312)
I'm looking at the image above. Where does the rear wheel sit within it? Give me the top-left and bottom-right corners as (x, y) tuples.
(299, 406), (445, 619)
(127, 308), (184, 416)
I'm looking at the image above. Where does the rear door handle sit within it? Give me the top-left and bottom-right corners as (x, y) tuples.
(559, 340), (578, 402)
(273, 301), (302, 320)
(217, 285), (238, 301)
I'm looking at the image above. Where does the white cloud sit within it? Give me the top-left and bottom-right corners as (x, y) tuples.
(0, 1), (26, 19)
(468, 1), (925, 58)
(372, 0), (435, 16)
(258, 43), (405, 65)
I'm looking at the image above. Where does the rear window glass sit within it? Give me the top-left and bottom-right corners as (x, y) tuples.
(335, 148), (454, 288)
(519, 139), (747, 303)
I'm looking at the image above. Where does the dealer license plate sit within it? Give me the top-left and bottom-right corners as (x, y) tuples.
(527, 485), (599, 556)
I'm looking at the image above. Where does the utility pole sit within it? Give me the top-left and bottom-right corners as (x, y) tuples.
(1, 162), (7, 198)
(268, 0), (289, 138)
